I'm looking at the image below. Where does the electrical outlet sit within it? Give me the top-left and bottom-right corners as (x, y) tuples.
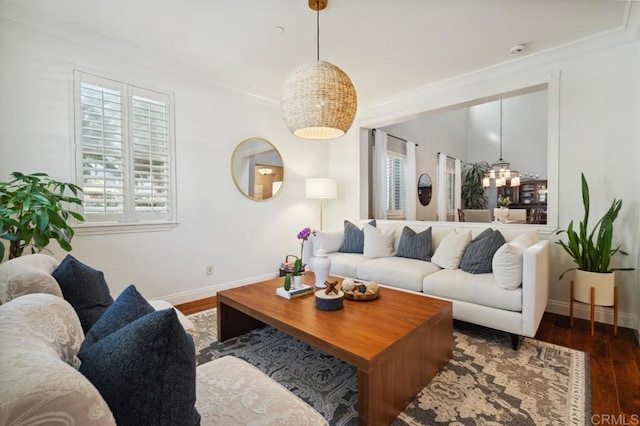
(206, 265), (213, 276)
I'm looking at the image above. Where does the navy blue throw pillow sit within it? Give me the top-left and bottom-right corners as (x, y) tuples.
(459, 228), (506, 274)
(396, 226), (432, 261)
(52, 255), (114, 333)
(78, 309), (200, 426)
(338, 220), (376, 253)
(82, 285), (155, 349)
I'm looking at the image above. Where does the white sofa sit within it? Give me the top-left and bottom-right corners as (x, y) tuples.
(306, 221), (550, 349)
(0, 254), (327, 425)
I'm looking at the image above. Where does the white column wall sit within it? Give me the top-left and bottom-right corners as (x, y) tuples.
(346, 40), (640, 332)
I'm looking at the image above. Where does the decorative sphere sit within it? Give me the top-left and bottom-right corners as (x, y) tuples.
(341, 278), (355, 292)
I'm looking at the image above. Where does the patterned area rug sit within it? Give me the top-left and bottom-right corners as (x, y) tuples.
(188, 309), (590, 425)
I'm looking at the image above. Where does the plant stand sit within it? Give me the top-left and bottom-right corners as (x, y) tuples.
(569, 280), (618, 337)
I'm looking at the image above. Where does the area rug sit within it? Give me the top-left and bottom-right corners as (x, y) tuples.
(188, 309), (590, 425)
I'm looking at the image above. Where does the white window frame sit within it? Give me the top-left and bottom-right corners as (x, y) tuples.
(72, 70), (177, 234)
(386, 151), (407, 219)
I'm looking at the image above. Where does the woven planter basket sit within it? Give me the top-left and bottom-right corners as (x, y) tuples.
(281, 60), (357, 140)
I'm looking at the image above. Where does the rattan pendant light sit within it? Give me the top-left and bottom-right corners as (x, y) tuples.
(281, 0), (357, 140)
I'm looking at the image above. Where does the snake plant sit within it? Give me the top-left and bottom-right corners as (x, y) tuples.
(556, 173), (634, 280)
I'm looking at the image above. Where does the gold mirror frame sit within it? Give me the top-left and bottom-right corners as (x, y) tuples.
(231, 137), (284, 201)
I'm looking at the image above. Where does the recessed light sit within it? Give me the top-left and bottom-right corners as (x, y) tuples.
(509, 44), (526, 55)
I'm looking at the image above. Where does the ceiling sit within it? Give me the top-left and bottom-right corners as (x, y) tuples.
(1, 0), (633, 107)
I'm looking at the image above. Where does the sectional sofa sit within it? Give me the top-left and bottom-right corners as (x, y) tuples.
(305, 220), (550, 349)
(0, 254), (327, 425)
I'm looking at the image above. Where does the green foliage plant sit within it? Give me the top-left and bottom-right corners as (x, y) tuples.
(462, 161), (489, 209)
(556, 173), (634, 280)
(283, 258), (303, 291)
(0, 172), (85, 261)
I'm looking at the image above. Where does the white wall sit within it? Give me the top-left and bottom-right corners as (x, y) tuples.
(466, 92), (548, 179)
(0, 17), (330, 303)
(350, 39), (640, 333)
(382, 109), (468, 221)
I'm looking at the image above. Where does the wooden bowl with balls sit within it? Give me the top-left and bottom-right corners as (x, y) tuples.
(341, 278), (380, 301)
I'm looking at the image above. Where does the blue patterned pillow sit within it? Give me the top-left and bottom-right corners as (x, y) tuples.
(78, 308), (200, 426)
(396, 226), (432, 261)
(338, 220), (376, 253)
(52, 255), (114, 333)
(459, 228), (506, 274)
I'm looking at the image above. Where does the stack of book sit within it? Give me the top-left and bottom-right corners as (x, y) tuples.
(276, 284), (314, 299)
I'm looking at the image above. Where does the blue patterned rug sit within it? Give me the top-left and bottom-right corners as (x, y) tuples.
(189, 309), (590, 425)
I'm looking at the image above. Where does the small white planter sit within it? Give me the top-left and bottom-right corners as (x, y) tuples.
(293, 275), (303, 290)
(570, 269), (618, 337)
(573, 269), (615, 306)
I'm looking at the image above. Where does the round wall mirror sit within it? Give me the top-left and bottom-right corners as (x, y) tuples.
(418, 173), (432, 206)
(231, 137), (284, 201)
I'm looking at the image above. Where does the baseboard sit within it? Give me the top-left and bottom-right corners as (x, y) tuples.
(546, 299), (637, 330)
(153, 272), (279, 305)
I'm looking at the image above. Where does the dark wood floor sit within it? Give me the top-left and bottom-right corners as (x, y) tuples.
(176, 298), (640, 424)
(535, 312), (640, 424)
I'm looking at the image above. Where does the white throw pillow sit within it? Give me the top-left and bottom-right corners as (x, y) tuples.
(363, 224), (395, 258)
(492, 243), (524, 290)
(431, 230), (472, 269)
(509, 233), (534, 250)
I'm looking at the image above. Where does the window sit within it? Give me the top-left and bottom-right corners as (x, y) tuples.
(73, 71), (176, 227)
(386, 151), (406, 219)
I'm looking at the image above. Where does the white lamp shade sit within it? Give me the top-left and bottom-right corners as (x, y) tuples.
(305, 178), (337, 199)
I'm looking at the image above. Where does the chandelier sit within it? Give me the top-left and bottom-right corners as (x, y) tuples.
(483, 100), (520, 188)
(281, 0), (357, 140)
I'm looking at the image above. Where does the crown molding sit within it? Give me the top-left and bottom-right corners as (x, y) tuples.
(2, 2), (637, 115)
(0, 3), (281, 110)
(358, 2), (640, 125)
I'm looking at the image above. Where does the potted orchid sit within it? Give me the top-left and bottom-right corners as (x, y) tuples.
(284, 227), (311, 291)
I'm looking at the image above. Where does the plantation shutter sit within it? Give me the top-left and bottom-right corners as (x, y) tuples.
(74, 71), (174, 224)
(130, 87), (171, 220)
(76, 73), (126, 222)
(385, 151), (406, 219)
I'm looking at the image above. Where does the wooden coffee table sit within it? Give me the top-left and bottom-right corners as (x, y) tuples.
(217, 273), (453, 426)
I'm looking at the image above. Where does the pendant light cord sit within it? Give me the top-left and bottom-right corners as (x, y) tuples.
(316, 3), (320, 61)
(499, 100), (503, 161)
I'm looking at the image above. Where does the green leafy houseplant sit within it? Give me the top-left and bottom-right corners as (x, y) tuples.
(462, 161), (489, 209)
(0, 172), (85, 261)
(556, 173), (634, 280)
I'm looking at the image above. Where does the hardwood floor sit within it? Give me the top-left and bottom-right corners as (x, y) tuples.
(176, 298), (640, 424)
(535, 312), (640, 424)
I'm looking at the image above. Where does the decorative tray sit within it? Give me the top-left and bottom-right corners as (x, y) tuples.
(341, 279), (380, 301)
